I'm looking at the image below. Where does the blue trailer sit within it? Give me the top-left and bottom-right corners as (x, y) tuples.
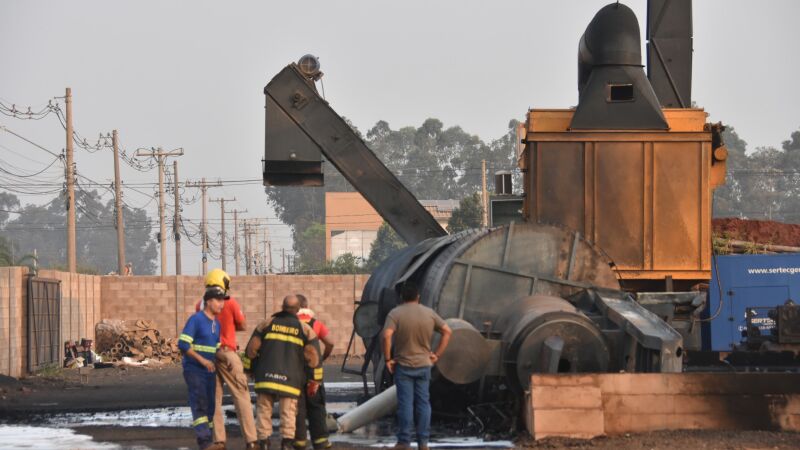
(706, 254), (800, 351)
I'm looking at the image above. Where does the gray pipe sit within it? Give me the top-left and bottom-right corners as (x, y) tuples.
(336, 385), (397, 433)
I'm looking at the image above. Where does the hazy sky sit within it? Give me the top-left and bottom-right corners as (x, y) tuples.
(1, 0), (798, 275)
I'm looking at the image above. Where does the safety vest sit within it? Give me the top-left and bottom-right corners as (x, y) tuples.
(305, 318), (324, 382)
(254, 311), (308, 398)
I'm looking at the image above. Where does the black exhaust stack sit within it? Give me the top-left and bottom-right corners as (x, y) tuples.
(570, 3), (669, 130)
(647, 0), (693, 108)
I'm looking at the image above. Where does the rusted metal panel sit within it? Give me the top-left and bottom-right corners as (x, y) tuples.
(652, 141), (704, 270)
(595, 142), (646, 269)
(524, 109), (717, 286)
(537, 141), (585, 234)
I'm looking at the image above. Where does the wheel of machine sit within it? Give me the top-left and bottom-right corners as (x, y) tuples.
(499, 295), (610, 391)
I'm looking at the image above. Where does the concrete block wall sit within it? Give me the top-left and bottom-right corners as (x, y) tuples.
(99, 274), (369, 356)
(0, 270), (369, 377)
(38, 269), (102, 348)
(527, 373), (800, 439)
(0, 267), (26, 378)
(0, 268), (102, 378)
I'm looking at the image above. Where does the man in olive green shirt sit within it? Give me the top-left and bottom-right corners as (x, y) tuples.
(382, 281), (452, 450)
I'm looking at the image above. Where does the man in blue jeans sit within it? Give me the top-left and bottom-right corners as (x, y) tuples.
(382, 281), (452, 450)
(179, 282), (226, 450)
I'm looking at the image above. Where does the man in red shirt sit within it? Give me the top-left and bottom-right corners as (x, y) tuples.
(293, 294), (334, 449)
(197, 269), (258, 449)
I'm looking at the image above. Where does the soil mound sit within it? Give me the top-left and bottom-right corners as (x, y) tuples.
(713, 218), (800, 247)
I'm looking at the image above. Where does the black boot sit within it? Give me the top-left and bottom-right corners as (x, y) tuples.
(258, 439), (271, 450)
(280, 438), (294, 450)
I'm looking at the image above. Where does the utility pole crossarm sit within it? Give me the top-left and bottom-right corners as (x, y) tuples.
(185, 178), (223, 274)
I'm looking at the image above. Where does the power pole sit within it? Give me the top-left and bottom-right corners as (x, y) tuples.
(243, 220), (251, 275)
(267, 241), (273, 273)
(481, 159), (489, 227)
(111, 129), (126, 274)
(65, 87), (76, 273)
(210, 197), (235, 271)
(172, 160), (182, 275)
(136, 147), (184, 276)
(186, 178), (222, 274)
(230, 208), (247, 276)
(261, 227), (269, 275)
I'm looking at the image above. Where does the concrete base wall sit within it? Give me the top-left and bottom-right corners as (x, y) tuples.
(527, 373), (800, 439)
(0, 269), (369, 377)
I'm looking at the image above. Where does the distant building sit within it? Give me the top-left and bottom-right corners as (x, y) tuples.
(325, 192), (458, 262)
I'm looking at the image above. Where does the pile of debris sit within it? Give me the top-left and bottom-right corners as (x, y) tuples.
(95, 319), (181, 364)
(713, 218), (800, 254)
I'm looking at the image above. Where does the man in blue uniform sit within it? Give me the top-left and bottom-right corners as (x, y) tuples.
(179, 282), (226, 450)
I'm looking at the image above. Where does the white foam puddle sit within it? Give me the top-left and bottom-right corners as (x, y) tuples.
(0, 425), (123, 449)
(39, 406), (233, 428)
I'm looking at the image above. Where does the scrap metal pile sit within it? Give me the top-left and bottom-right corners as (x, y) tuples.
(95, 319), (181, 364)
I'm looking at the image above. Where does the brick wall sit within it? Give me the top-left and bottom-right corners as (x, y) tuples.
(100, 274), (369, 357)
(0, 267), (26, 378)
(38, 269), (102, 349)
(0, 268), (103, 377)
(0, 270), (369, 377)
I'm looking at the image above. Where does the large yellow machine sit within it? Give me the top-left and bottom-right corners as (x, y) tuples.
(522, 108), (727, 292)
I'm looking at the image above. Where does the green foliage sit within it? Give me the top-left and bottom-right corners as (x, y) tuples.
(0, 235), (37, 269)
(329, 253), (367, 274)
(0, 191), (158, 274)
(447, 193), (484, 233)
(294, 222), (327, 271)
(713, 126), (800, 223)
(297, 253), (369, 274)
(0, 192), (20, 226)
(367, 222), (406, 270)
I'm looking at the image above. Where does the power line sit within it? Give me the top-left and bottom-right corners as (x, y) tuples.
(0, 124), (64, 159)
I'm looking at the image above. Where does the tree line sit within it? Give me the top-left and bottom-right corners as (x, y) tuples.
(0, 190), (157, 274)
(714, 127), (800, 221)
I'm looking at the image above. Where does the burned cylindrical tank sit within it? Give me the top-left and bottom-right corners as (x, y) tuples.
(353, 223), (682, 414)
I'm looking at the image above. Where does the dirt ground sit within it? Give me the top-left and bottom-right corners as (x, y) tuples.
(69, 426), (800, 450)
(713, 217), (800, 247)
(0, 364), (188, 418)
(2, 363), (800, 449)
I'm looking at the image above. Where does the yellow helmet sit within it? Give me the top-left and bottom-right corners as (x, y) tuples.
(205, 268), (231, 297)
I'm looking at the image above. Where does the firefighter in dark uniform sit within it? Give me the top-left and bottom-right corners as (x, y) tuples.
(246, 295), (319, 450)
(294, 295), (334, 450)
